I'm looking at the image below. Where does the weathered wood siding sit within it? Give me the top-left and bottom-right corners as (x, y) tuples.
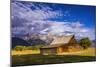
(40, 48), (57, 55)
(68, 36), (77, 46)
(57, 46), (68, 53)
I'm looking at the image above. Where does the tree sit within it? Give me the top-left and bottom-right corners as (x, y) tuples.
(31, 45), (44, 50)
(14, 46), (25, 51)
(79, 38), (92, 49)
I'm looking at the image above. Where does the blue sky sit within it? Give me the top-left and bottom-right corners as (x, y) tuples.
(12, 1), (96, 40)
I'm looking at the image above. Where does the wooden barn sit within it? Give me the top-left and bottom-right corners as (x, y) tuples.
(40, 35), (82, 55)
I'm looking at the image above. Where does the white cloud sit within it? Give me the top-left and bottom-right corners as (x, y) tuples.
(12, 1), (95, 40)
(12, 1), (63, 21)
(39, 21), (95, 40)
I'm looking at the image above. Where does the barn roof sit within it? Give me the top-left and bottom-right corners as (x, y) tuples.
(41, 35), (74, 48)
(50, 35), (74, 45)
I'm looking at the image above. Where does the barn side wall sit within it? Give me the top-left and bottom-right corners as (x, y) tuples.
(40, 48), (57, 55)
(57, 44), (83, 54)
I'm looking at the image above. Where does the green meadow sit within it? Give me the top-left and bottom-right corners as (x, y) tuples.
(12, 48), (96, 66)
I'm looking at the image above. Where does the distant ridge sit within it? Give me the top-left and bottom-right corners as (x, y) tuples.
(12, 37), (30, 48)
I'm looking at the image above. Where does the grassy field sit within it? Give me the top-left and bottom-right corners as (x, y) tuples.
(11, 47), (96, 66)
(12, 50), (40, 55)
(12, 48), (96, 56)
(12, 54), (95, 66)
(58, 48), (96, 56)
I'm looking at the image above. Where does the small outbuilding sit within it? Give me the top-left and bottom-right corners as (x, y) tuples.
(40, 35), (82, 55)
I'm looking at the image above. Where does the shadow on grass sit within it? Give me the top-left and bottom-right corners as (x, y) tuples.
(11, 54), (96, 67)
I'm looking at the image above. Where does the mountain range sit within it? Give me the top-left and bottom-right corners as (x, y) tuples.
(12, 34), (96, 48)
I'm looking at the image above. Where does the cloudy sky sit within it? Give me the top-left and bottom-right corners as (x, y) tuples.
(11, 1), (96, 40)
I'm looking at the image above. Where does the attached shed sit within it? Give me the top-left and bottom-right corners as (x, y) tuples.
(40, 35), (82, 55)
